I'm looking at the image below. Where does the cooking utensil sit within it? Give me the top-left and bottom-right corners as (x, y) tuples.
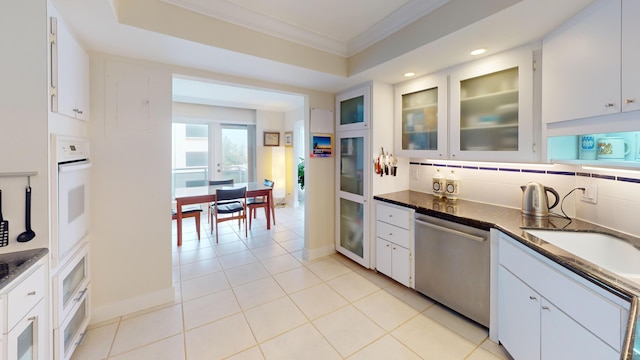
(16, 186), (35, 243)
(520, 182), (559, 217)
(0, 190), (8, 247)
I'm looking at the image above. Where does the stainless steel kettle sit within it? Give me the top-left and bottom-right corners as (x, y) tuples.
(520, 182), (559, 217)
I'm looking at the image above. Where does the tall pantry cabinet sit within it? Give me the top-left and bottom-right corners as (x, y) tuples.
(335, 82), (409, 269)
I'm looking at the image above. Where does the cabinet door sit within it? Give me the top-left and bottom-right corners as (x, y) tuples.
(498, 267), (540, 360)
(541, 299), (618, 360)
(375, 237), (392, 277)
(54, 14), (89, 121)
(622, 0), (640, 113)
(391, 245), (410, 287)
(394, 73), (448, 158)
(542, 0), (621, 123)
(449, 48), (534, 162)
(336, 130), (370, 267)
(7, 300), (46, 360)
(336, 86), (370, 132)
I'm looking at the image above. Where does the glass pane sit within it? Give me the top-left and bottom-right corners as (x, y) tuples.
(460, 67), (519, 151)
(402, 87), (438, 150)
(340, 96), (364, 125)
(17, 322), (34, 360)
(64, 300), (86, 354)
(340, 198), (363, 258)
(63, 258), (86, 307)
(172, 123), (209, 194)
(339, 136), (364, 195)
(221, 126), (248, 182)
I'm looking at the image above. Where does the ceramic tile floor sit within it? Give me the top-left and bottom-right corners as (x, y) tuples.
(71, 206), (513, 360)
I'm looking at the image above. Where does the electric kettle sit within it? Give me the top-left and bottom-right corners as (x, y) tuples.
(520, 182), (560, 217)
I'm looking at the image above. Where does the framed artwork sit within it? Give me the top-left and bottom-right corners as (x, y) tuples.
(310, 133), (333, 158)
(263, 131), (280, 146)
(284, 131), (293, 147)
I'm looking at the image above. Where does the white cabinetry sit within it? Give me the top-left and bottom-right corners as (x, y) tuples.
(449, 47), (535, 162)
(543, 0), (640, 124)
(49, 5), (90, 121)
(394, 72), (448, 158)
(1, 258), (48, 360)
(498, 233), (629, 359)
(375, 202), (413, 287)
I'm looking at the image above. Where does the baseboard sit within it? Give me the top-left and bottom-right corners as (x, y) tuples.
(302, 244), (336, 261)
(90, 285), (175, 324)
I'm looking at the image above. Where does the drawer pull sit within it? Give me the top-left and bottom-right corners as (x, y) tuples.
(625, 99), (636, 104)
(27, 291), (36, 296)
(74, 287), (89, 302)
(542, 306), (550, 311)
(529, 296), (537, 300)
(389, 233), (393, 236)
(76, 331), (88, 346)
(605, 102), (615, 108)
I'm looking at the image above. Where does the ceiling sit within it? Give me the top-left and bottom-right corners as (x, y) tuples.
(50, 0), (596, 111)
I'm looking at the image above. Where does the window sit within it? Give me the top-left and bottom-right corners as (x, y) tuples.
(185, 124), (207, 138)
(185, 151), (207, 167)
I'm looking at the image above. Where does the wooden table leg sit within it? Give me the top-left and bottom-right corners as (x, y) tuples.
(266, 189), (272, 230)
(177, 201), (183, 246)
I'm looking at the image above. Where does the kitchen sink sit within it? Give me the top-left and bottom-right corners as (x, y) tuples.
(525, 230), (640, 285)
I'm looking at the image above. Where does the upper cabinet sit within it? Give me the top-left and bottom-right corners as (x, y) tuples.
(394, 73), (448, 159)
(543, 0), (640, 124)
(394, 46), (537, 162)
(336, 85), (370, 132)
(449, 47), (536, 162)
(50, 9), (90, 121)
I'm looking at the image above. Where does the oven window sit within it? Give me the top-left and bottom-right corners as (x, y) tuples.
(68, 185), (85, 223)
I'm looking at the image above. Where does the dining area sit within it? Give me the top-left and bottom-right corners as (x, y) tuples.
(173, 180), (277, 246)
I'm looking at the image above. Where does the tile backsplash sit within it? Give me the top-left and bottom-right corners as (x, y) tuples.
(409, 160), (640, 237)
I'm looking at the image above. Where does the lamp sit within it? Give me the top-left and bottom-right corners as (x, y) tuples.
(271, 147), (286, 205)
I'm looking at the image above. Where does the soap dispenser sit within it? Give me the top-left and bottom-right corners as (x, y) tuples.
(432, 169), (445, 198)
(445, 170), (459, 200)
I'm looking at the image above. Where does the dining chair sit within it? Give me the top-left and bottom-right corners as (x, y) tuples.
(211, 186), (247, 243)
(172, 205), (203, 240)
(247, 179), (276, 230)
(207, 179), (236, 222)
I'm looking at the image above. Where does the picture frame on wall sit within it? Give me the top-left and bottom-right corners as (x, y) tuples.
(263, 132), (280, 146)
(284, 131), (293, 147)
(310, 133), (333, 158)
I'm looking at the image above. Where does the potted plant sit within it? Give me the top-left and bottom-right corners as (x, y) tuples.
(297, 157), (305, 190)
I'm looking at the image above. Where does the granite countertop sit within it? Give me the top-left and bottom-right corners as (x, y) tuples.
(374, 190), (640, 359)
(0, 248), (48, 291)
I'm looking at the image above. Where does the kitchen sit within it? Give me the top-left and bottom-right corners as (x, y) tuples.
(2, 0), (640, 358)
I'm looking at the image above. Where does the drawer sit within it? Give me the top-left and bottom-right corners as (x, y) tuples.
(7, 264), (45, 331)
(500, 236), (627, 350)
(376, 221), (410, 248)
(376, 203), (410, 229)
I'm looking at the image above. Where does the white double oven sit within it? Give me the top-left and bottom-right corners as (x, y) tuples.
(51, 135), (91, 360)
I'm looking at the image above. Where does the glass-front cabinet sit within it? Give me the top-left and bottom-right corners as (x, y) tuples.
(336, 86), (370, 131)
(449, 47), (536, 162)
(335, 130), (370, 267)
(394, 73), (448, 158)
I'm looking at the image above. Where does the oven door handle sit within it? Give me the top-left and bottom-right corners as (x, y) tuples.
(415, 218), (486, 242)
(59, 160), (91, 172)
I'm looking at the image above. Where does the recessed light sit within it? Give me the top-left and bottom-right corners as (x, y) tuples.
(403, 72), (415, 77)
(470, 48), (487, 56)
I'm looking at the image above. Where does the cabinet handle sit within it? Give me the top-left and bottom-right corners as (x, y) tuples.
(76, 109), (83, 114)
(28, 316), (37, 321)
(388, 233), (393, 236)
(76, 331), (88, 346)
(27, 291), (36, 296)
(74, 287), (89, 302)
(529, 296), (537, 300)
(392, 246), (397, 250)
(542, 306), (550, 311)
(625, 99), (636, 104)
(605, 103), (615, 108)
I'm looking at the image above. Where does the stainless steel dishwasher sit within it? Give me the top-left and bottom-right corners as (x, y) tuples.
(414, 214), (490, 327)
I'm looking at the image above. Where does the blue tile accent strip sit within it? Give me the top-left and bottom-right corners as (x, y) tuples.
(412, 161), (640, 185)
(592, 174), (616, 180)
(547, 171), (577, 176)
(522, 169), (546, 174)
(617, 176), (640, 184)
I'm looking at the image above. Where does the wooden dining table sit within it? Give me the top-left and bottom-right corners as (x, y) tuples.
(174, 182), (273, 246)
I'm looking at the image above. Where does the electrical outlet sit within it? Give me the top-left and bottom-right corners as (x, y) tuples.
(580, 184), (598, 204)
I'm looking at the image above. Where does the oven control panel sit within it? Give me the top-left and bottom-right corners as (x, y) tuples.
(53, 136), (90, 163)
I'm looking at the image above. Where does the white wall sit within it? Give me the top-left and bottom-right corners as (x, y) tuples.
(409, 161), (640, 237)
(87, 53), (335, 322)
(256, 110), (285, 185)
(0, 0), (50, 254)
